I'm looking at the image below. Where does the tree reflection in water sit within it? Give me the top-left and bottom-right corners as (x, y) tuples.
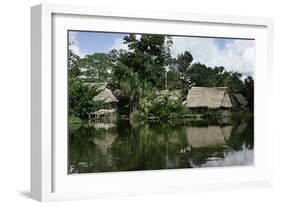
(69, 117), (254, 174)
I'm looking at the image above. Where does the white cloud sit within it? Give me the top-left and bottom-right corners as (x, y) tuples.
(69, 32), (83, 57)
(68, 32), (254, 77)
(135, 34), (141, 40)
(109, 37), (128, 51)
(170, 36), (255, 77)
(109, 35), (141, 52)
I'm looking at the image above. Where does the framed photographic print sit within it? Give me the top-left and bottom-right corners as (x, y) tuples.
(31, 3), (274, 201)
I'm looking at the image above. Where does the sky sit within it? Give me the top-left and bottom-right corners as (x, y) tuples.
(69, 31), (255, 78)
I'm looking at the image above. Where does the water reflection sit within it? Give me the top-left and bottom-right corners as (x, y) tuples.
(201, 148), (253, 167)
(186, 126), (232, 148)
(69, 118), (254, 174)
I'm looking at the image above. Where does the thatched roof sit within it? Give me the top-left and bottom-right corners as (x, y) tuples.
(86, 82), (118, 103)
(156, 90), (182, 101)
(184, 87), (232, 108)
(93, 88), (118, 103)
(232, 93), (248, 106)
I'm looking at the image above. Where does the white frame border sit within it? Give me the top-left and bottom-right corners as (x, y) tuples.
(31, 3), (274, 202)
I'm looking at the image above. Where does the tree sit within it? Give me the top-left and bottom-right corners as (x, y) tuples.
(68, 78), (99, 119)
(111, 61), (153, 115)
(177, 51), (193, 81)
(109, 34), (174, 115)
(167, 70), (182, 90)
(242, 76), (254, 111)
(79, 53), (113, 81)
(118, 34), (172, 89)
(187, 63), (212, 87)
(225, 71), (244, 93)
(173, 51), (194, 92)
(68, 45), (81, 78)
(186, 63), (245, 94)
(120, 72), (142, 113)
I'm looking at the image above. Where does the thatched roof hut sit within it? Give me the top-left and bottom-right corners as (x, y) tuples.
(156, 90), (182, 101)
(93, 88), (118, 103)
(88, 109), (117, 121)
(183, 87), (232, 108)
(86, 82), (118, 103)
(232, 93), (248, 107)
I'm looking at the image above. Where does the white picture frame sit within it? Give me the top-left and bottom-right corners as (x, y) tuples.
(31, 3), (274, 202)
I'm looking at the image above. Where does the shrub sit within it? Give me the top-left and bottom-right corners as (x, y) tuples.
(147, 97), (187, 121)
(69, 114), (82, 124)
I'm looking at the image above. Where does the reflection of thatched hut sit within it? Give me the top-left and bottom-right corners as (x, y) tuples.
(186, 125), (232, 148)
(183, 87), (232, 109)
(93, 134), (117, 148)
(93, 132), (118, 155)
(88, 122), (116, 130)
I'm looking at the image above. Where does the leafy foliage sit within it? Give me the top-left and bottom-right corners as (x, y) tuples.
(242, 76), (254, 111)
(187, 63), (245, 93)
(68, 46), (81, 77)
(148, 97), (187, 121)
(68, 78), (99, 119)
(78, 53), (113, 81)
(117, 34), (172, 89)
(68, 33), (254, 121)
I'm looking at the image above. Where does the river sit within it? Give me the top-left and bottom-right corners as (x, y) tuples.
(68, 117), (254, 174)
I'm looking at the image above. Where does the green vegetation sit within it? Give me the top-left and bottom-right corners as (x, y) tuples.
(69, 114), (82, 124)
(146, 97), (188, 121)
(68, 34), (254, 174)
(68, 77), (98, 119)
(68, 34), (254, 122)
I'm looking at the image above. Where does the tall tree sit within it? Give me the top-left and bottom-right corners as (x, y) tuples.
(175, 51), (193, 91)
(68, 45), (81, 78)
(177, 51), (193, 81)
(118, 34), (172, 89)
(79, 53), (113, 82)
(68, 78), (99, 119)
(187, 63), (244, 93)
(242, 76), (254, 111)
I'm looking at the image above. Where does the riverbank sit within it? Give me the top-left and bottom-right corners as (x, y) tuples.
(69, 111), (253, 131)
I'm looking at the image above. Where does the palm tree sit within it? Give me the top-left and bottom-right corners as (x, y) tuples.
(120, 72), (142, 115)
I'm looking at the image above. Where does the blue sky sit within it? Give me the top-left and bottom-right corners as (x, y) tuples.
(214, 38), (232, 49)
(69, 31), (232, 55)
(69, 31), (126, 54)
(69, 31), (254, 77)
